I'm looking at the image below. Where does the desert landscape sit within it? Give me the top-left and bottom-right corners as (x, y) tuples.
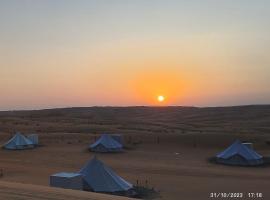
(0, 106), (270, 199)
(1, 0), (270, 199)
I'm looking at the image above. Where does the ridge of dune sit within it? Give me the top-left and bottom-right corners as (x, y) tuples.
(0, 181), (136, 200)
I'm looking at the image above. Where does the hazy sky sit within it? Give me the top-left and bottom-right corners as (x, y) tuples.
(1, 0), (270, 110)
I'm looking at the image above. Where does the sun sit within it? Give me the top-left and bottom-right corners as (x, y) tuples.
(157, 95), (165, 102)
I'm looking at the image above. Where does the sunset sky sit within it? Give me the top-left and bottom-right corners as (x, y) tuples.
(1, 0), (270, 110)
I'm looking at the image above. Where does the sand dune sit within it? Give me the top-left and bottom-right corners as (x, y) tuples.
(0, 181), (135, 200)
(1, 105), (270, 135)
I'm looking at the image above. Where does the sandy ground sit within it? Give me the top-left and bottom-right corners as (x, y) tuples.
(0, 181), (134, 200)
(0, 132), (269, 200)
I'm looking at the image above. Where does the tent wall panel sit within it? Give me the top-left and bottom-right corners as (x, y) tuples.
(50, 173), (83, 190)
(27, 134), (39, 145)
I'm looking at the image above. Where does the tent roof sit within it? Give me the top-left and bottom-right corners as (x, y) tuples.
(51, 172), (82, 178)
(110, 134), (124, 145)
(79, 156), (132, 192)
(216, 140), (262, 160)
(90, 134), (122, 149)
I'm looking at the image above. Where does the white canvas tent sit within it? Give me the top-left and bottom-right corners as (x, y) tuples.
(216, 140), (264, 166)
(79, 156), (133, 193)
(3, 132), (34, 150)
(89, 134), (123, 152)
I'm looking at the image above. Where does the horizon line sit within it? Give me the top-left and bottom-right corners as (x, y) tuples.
(1, 103), (269, 112)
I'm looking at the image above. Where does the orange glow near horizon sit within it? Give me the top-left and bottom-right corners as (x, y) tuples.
(0, 1), (270, 110)
(131, 69), (192, 105)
